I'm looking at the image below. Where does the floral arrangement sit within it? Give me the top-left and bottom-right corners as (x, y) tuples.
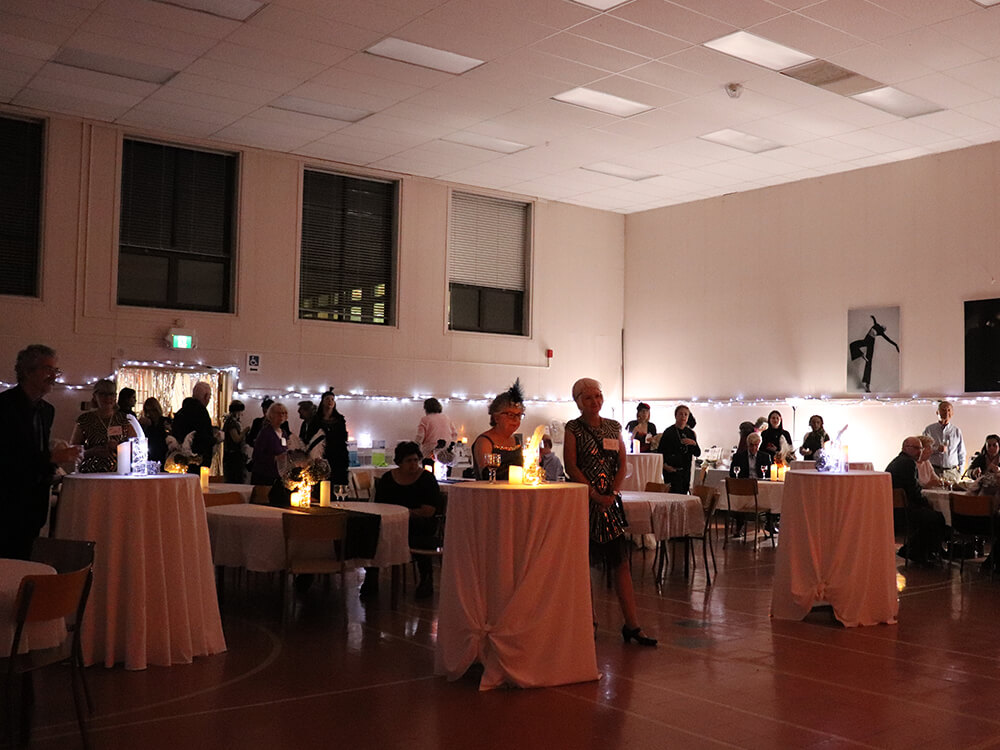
(969, 470), (1000, 496)
(774, 436), (796, 466)
(164, 432), (202, 473)
(280, 450), (331, 491)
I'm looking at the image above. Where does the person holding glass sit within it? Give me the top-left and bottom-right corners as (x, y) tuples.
(304, 391), (349, 486)
(799, 415), (829, 461)
(760, 410), (793, 460)
(250, 402), (289, 486)
(565, 377), (656, 648)
(624, 402), (656, 453)
(70, 379), (138, 473)
(968, 434), (1000, 480)
(471, 380), (525, 481)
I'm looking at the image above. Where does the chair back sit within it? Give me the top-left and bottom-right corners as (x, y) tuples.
(949, 492), (996, 538)
(30, 538), (96, 574)
(351, 471), (373, 499)
(208, 475), (225, 484)
(250, 485), (270, 504)
(282, 511), (348, 574)
(13, 568), (91, 639)
(204, 491), (244, 507)
(892, 488), (907, 509)
(697, 465), (708, 487)
(644, 481), (671, 493)
(691, 484), (719, 511)
(724, 476), (758, 512)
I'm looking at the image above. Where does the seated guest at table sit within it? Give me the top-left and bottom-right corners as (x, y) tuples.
(799, 415), (829, 461)
(655, 404), (700, 494)
(472, 380), (525, 481)
(139, 397), (169, 464)
(223, 400), (248, 483)
(70, 379), (138, 473)
(369, 441), (442, 599)
(967, 434), (1000, 480)
(305, 391), (349, 485)
(730, 433), (771, 480)
(171, 381), (219, 472)
(565, 377), (656, 647)
(735, 421), (757, 455)
(0, 344), (82, 559)
(540, 435), (565, 481)
(886, 437), (947, 564)
(297, 400), (316, 442)
(916, 435), (943, 488)
(760, 410), (793, 460)
(415, 397), (457, 465)
(625, 403), (657, 453)
(250, 402), (289, 486)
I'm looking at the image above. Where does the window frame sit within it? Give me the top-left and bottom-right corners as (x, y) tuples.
(0, 114), (44, 299)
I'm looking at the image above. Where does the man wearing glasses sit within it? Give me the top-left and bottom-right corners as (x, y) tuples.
(0, 345), (82, 559)
(885, 436), (946, 564)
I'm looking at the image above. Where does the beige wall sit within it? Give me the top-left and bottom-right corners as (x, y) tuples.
(624, 141), (1000, 469)
(0, 111), (626, 443)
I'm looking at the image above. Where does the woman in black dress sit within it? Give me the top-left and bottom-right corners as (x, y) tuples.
(471, 380), (525, 480)
(305, 391), (349, 485)
(760, 410), (793, 460)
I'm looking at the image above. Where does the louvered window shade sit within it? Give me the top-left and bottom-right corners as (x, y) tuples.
(299, 170), (396, 326)
(448, 192), (529, 335)
(0, 116), (43, 297)
(118, 139), (235, 312)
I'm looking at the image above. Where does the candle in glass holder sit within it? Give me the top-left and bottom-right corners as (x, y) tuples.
(319, 481), (331, 508)
(769, 464), (777, 481)
(508, 465), (524, 484)
(200, 466), (209, 490)
(117, 442), (131, 475)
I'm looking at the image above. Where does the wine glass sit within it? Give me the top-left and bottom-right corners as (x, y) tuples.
(335, 484), (350, 506)
(486, 453), (502, 483)
(733, 465), (741, 479)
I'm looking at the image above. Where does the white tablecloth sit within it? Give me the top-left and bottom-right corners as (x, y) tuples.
(435, 482), (599, 690)
(707, 469), (785, 513)
(923, 489), (953, 525)
(790, 461), (875, 471)
(621, 491), (704, 540)
(56, 473), (227, 669)
(0, 559), (66, 655)
(772, 470), (898, 627)
(621, 453), (664, 492)
(206, 483), (254, 502)
(205, 501), (411, 572)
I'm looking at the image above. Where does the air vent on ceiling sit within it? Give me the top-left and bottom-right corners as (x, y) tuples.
(781, 59), (880, 96)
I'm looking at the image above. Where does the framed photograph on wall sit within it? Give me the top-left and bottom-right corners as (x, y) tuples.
(964, 298), (1000, 392)
(847, 306), (900, 393)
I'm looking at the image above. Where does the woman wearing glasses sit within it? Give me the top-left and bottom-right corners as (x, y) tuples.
(471, 380), (525, 480)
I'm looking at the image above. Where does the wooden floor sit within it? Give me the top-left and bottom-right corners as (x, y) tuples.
(20, 537), (1000, 750)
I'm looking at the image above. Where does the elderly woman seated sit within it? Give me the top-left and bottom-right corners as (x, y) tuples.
(916, 435), (943, 488)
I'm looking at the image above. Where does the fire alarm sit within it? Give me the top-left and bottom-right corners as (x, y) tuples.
(545, 349), (554, 359)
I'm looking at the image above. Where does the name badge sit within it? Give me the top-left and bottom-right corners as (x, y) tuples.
(280, 437), (287, 447)
(602, 437), (618, 451)
(107, 425), (123, 437)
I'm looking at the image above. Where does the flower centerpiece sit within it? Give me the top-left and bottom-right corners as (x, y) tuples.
(520, 424), (546, 485)
(281, 450), (331, 508)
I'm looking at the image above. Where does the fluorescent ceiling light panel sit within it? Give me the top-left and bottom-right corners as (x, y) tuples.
(582, 162), (657, 181)
(699, 128), (782, 153)
(53, 48), (177, 84)
(551, 87), (653, 117)
(971, 0), (1000, 7)
(441, 132), (529, 154)
(704, 31), (814, 71)
(271, 96), (370, 123)
(365, 38), (483, 74)
(571, 0), (631, 9)
(850, 87), (942, 118)
(151, 0), (265, 21)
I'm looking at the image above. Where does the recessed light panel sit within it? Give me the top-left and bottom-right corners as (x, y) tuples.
(571, 0), (631, 9)
(365, 38), (484, 74)
(270, 96), (370, 123)
(971, 0), (1000, 7)
(151, 0), (265, 21)
(850, 87), (942, 118)
(552, 87), (653, 117)
(699, 128), (782, 153)
(704, 31), (814, 71)
(53, 48), (177, 84)
(441, 132), (529, 154)
(582, 162), (658, 181)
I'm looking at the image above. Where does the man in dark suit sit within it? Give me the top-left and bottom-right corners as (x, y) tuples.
(0, 345), (82, 559)
(729, 432), (772, 479)
(171, 381), (217, 470)
(886, 436), (946, 563)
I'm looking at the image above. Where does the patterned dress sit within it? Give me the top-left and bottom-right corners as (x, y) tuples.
(566, 416), (629, 566)
(75, 409), (132, 473)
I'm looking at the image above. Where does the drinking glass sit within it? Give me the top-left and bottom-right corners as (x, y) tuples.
(486, 453), (502, 483)
(733, 465), (741, 479)
(335, 484), (350, 506)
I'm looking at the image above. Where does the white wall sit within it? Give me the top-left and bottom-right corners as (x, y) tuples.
(0, 111), (625, 444)
(624, 141), (1000, 471)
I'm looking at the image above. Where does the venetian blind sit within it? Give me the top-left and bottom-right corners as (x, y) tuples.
(0, 116), (43, 297)
(449, 192), (528, 291)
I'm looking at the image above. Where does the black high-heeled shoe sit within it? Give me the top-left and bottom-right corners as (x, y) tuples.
(622, 625), (657, 647)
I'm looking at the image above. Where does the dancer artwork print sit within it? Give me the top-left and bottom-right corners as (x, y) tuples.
(847, 306), (900, 394)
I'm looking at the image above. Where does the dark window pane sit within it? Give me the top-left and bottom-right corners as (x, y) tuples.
(482, 288), (523, 335)
(177, 258), (226, 308)
(0, 116), (43, 297)
(449, 284), (481, 331)
(118, 252), (170, 305)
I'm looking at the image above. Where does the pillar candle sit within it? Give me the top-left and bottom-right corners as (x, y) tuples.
(631, 439), (640, 454)
(116, 442), (130, 475)
(769, 464), (777, 481)
(319, 481), (331, 508)
(200, 466), (210, 491)
(508, 465), (524, 484)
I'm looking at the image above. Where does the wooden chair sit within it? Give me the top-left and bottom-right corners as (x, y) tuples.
(204, 491), (244, 508)
(644, 481), (670, 493)
(208, 475), (225, 484)
(684, 485), (720, 585)
(724, 477), (773, 550)
(351, 471), (373, 500)
(281, 511), (348, 617)
(3, 566), (93, 750)
(948, 493), (995, 578)
(250, 485), (270, 505)
(892, 488), (909, 568)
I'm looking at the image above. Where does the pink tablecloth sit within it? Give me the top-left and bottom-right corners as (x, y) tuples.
(771, 470), (897, 627)
(621, 453), (663, 492)
(0, 559), (66, 655)
(435, 482), (598, 690)
(56, 473), (227, 669)
(621, 491), (704, 539)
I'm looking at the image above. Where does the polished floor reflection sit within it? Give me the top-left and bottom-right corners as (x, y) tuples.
(22, 539), (1000, 750)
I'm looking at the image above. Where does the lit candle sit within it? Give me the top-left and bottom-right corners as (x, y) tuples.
(509, 465), (524, 484)
(769, 464), (777, 481)
(117, 442), (131, 475)
(200, 466), (210, 490)
(319, 481), (331, 507)
(631, 439), (640, 454)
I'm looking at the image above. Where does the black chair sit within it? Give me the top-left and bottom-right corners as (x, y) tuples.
(948, 493), (995, 579)
(682, 485), (720, 585)
(892, 488), (909, 568)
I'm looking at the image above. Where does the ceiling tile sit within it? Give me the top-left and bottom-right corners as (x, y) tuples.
(610, 0), (736, 44)
(247, 4), (382, 50)
(829, 43), (932, 85)
(335, 52), (456, 89)
(668, 0), (784, 27)
(530, 32), (650, 73)
(797, 0), (920, 43)
(96, 0), (238, 38)
(184, 57), (305, 95)
(569, 15), (689, 59)
(900, 72), (989, 109)
(213, 116), (328, 151)
(879, 27), (983, 72)
(933, 8), (1000, 58)
(587, 74), (687, 107)
(225, 24), (354, 67)
(621, 60), (714, 96)
(945, 60), (1000, 99)
(80, 12), (219, 57)
(749, 11), (865, 59)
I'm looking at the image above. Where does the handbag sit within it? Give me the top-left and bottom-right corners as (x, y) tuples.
(589, 493), (628, 544)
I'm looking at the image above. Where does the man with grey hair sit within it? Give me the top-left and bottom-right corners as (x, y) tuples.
(0, 344), (82, 558)
(171, 381), (217, 470)
(922, 400), (965, 485)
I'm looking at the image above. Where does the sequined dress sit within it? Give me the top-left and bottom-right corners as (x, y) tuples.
(566, 416), (629, 562)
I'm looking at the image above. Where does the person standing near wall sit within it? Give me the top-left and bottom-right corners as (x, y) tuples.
(923, 400), (966, 486)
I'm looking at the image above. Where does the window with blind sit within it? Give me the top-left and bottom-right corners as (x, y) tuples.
(118, 139), (235, 312)
(299, 170), (396, 326)
(0, 115), (43, 297)
(448, 191), (529, 336)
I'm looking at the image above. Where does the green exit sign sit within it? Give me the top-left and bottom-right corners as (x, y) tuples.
(171, 334), (194, 349)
